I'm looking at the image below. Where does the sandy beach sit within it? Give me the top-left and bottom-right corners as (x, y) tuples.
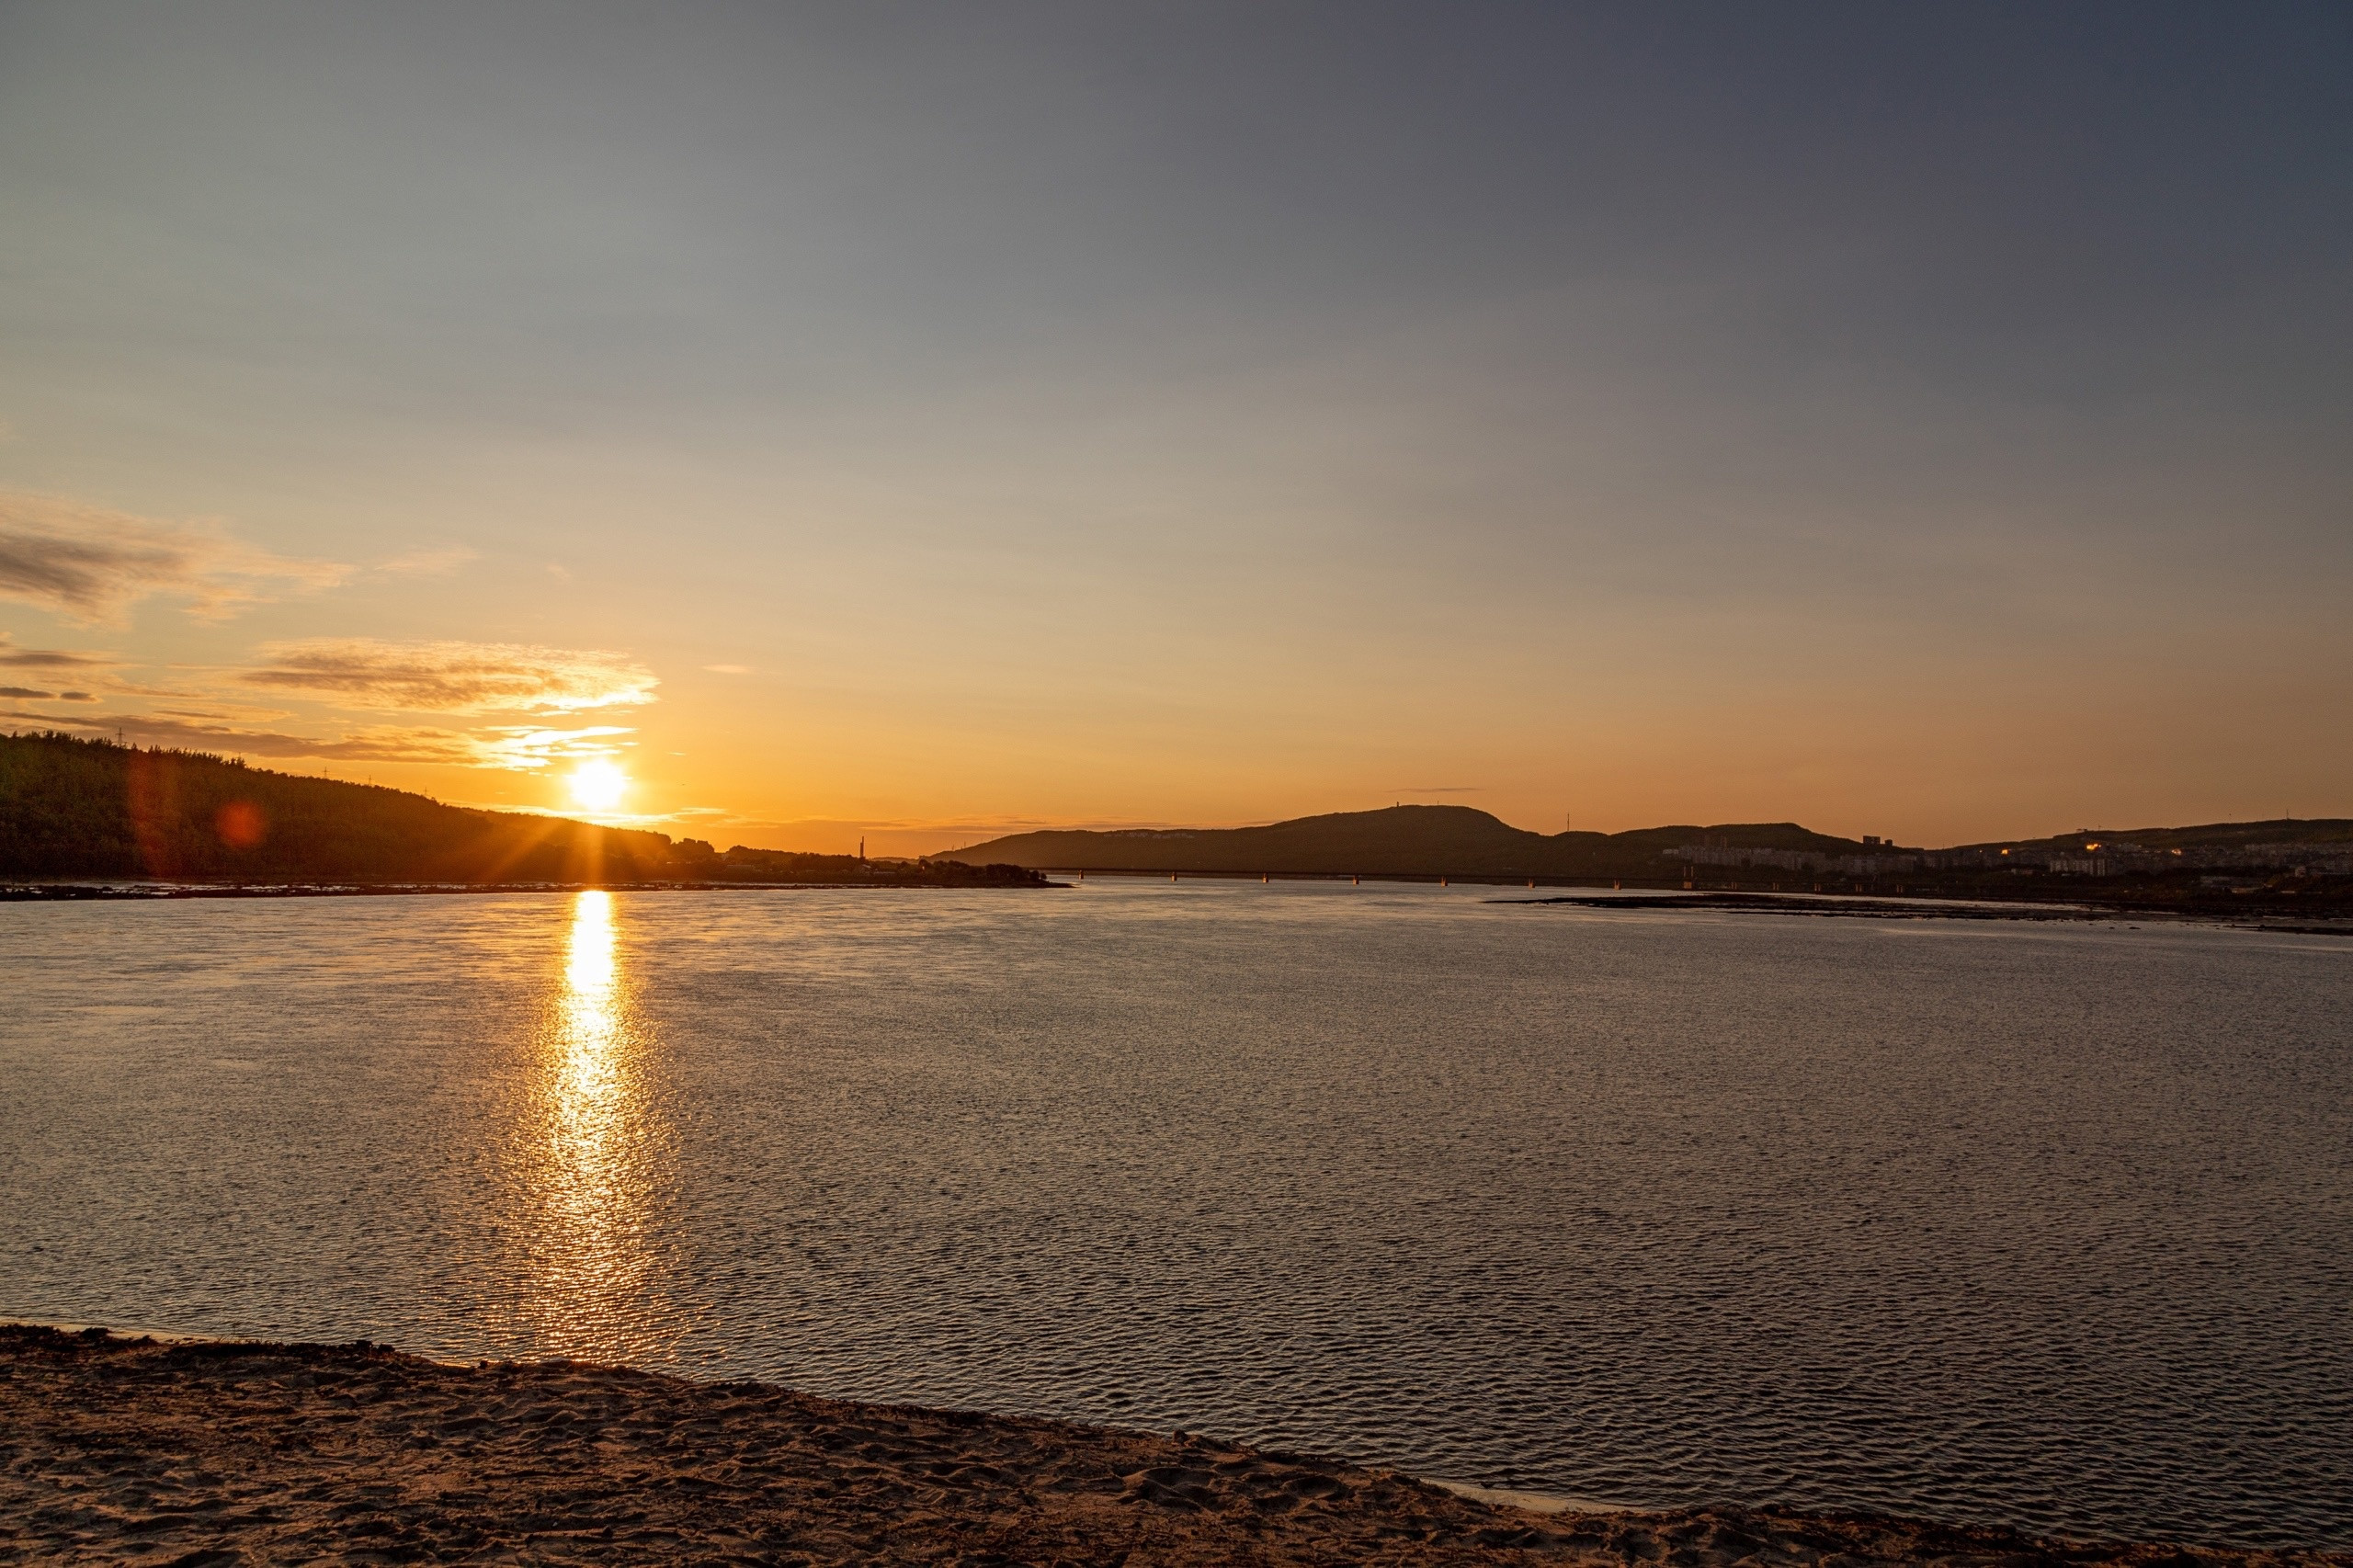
(2, 1325), (2338, 1567)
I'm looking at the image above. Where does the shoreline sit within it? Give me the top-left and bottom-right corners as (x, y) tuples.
(0, 877), (1069, 901)
(4, 1325), (2340, 1566)
(4, 876), (2344, 935)
(1496, 889), (2353, 935)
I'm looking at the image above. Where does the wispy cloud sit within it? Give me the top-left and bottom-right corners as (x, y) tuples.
(702, 663), (750, 675)
(239, 639), (659, 715)
(0, 493), (349, 623)
(89, 685), (297, 722)
(1, 709), (482, 763)
(142, 699), (299, 723)
(374, 545), (478, 577)
(0, 633), (116, 670)
(5, 628), (664, 779)
(479, 724), (636, 770)
(0, 685), (98, 701)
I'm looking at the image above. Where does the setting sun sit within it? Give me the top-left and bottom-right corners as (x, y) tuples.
(567, 760), (629, 813)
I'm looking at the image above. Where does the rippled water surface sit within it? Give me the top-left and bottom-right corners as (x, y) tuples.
(4, 883), (2348, 1548)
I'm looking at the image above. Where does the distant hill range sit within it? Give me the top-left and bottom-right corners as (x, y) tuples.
(7, 730), (2344, 891)
(944, 807), (1821, 880)
(0, 733), (1040, 886)
(948, 804), (2353, 881)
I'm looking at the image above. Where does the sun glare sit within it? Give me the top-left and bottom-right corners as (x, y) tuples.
(568, 760), (629, 813)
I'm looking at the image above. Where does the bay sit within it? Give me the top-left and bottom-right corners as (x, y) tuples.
(2, 881), (2347, 1548)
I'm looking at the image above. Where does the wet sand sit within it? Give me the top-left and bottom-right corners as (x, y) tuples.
(2, 1325), (2338, 1566)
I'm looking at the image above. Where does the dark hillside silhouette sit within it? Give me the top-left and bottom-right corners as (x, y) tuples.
(2, 732), (677, 882)
(0, 733), (1043, 886)
(946, 804), (1878, 880)
(9, 733), (2341, 899)
(947, 804), (2353, 914)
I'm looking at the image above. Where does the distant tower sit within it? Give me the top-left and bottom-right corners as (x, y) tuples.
(858, 836), (866, 862)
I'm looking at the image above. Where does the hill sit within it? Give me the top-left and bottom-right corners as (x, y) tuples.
(0, 733), (1043, 887)
(944, 805), (1886, 880)
(1, 731), (683, 882)
(1956, 819), (2353, 854)
(14, 731), (2337, 893)
(949, 804), (2353, 884)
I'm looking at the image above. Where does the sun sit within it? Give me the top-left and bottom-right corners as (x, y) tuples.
(567, 759), (629, 813)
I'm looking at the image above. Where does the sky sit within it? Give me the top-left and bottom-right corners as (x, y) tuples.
(1, 1), (2347, 853)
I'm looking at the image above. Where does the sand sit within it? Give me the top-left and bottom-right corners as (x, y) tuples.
(1, 1325), (2338, 1567)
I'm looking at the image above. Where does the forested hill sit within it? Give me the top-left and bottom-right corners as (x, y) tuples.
(1, 732), (1050, 886)
(1, 732), (679, 882)
(945, 805), (1882, 880)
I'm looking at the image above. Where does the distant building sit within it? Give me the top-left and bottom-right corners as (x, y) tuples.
(1666, 845), (1920, 876)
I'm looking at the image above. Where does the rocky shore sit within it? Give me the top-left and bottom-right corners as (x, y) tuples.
(2, 1325), (2338, 1567)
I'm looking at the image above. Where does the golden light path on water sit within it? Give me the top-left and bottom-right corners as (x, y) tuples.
(504, 889), (683, 1364)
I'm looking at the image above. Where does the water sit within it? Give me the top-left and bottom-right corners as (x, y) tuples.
(3, 881), (2347, 1550)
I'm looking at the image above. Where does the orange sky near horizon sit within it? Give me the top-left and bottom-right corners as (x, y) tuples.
(8, 553), (2336, 858)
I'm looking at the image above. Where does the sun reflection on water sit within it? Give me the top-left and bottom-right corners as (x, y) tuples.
(500, 889), (683, 1364)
